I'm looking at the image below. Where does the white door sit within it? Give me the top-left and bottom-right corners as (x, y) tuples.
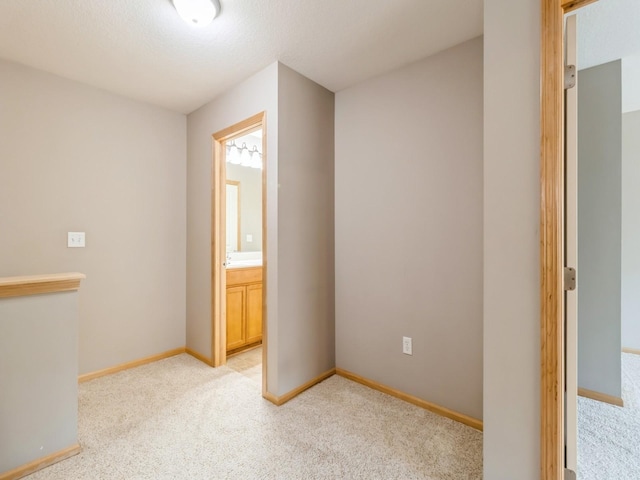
(565, 13), (579, 478)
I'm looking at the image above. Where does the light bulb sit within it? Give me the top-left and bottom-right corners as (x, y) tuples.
(240, 143), (252, 167)
(251, 158), (262, 169)
(250, 146), (262, 169)
(172, 0), (220, 28)
(228, 143), (241, 165)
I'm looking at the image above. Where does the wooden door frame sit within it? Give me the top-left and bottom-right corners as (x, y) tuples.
(212, 112), (268, 397)
(540, 1), (598, 478)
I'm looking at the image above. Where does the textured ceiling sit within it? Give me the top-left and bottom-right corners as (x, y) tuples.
(0, 0), (483, 114)
(577, 0), (640, 113)
(577, 0), (640, 70)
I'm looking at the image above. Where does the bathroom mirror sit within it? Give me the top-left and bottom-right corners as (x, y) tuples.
(225, 130), (263, 253)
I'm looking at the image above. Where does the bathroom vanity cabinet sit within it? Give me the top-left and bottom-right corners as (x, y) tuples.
(226, 266), (263, 354)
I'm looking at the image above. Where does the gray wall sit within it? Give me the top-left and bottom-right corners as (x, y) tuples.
(622, 110), (640, 350)
(186, 63), (278, 385)
(484, 0), (541, 477)
(335, 38), (483, 420)
(578, 61), (622, 398)
(0, 60), (187, 374)
(187, 62), (335, 396)
(277, 64), (335, 394)
(0, 292), (79, 472)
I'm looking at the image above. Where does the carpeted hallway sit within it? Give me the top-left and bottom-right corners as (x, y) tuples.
(578, 352), (640, 479)
(25, 353), (482, 479)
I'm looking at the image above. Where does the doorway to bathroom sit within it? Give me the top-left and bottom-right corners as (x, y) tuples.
(564, 3), (640, 478)
(211, 112), (267, 395)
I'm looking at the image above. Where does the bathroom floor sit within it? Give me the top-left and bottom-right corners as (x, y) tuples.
(226, 345), (262, 387)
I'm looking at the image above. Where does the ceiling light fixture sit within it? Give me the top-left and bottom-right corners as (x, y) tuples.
(172, 0), (221, 28)
(226, 141), (262, 169)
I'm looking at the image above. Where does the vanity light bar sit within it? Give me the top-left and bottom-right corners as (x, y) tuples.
(225, 141), (262, 169)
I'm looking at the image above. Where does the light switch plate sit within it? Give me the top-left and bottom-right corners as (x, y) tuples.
(67, 232), (85, 248)
(246, 234), (253, 242)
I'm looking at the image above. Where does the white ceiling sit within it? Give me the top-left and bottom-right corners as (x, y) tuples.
(577, 0), (640, 113)
(0, 0), (483, 114)
(577, 0), (640, 70)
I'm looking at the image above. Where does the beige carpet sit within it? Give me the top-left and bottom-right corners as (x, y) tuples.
(578, 353), (640, 479)
(26, 353), (482, 479)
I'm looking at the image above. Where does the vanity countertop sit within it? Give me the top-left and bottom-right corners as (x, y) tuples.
(227, 261), (262, 269)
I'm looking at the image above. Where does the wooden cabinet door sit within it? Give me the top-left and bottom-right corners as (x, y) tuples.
(226, 286), (246, 351)
(245, 283), (263, 344)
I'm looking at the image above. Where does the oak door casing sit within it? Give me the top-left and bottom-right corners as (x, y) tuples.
(540, 0), (600, 478)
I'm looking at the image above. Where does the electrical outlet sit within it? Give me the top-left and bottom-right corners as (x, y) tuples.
(402, 336), (412, 355)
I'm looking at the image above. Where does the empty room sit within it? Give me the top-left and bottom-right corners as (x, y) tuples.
(1, 1), (577, 479)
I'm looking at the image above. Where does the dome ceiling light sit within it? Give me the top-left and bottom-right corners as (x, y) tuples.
(172, 0), (221, 28)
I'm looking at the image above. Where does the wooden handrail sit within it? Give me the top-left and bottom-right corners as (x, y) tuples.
(0, 273), (86, 299)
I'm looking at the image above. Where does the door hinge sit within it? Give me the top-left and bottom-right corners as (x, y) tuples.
(564, 267), (576, 291)
(565, 468), (577, 480)
(565, 65), (576, 89)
